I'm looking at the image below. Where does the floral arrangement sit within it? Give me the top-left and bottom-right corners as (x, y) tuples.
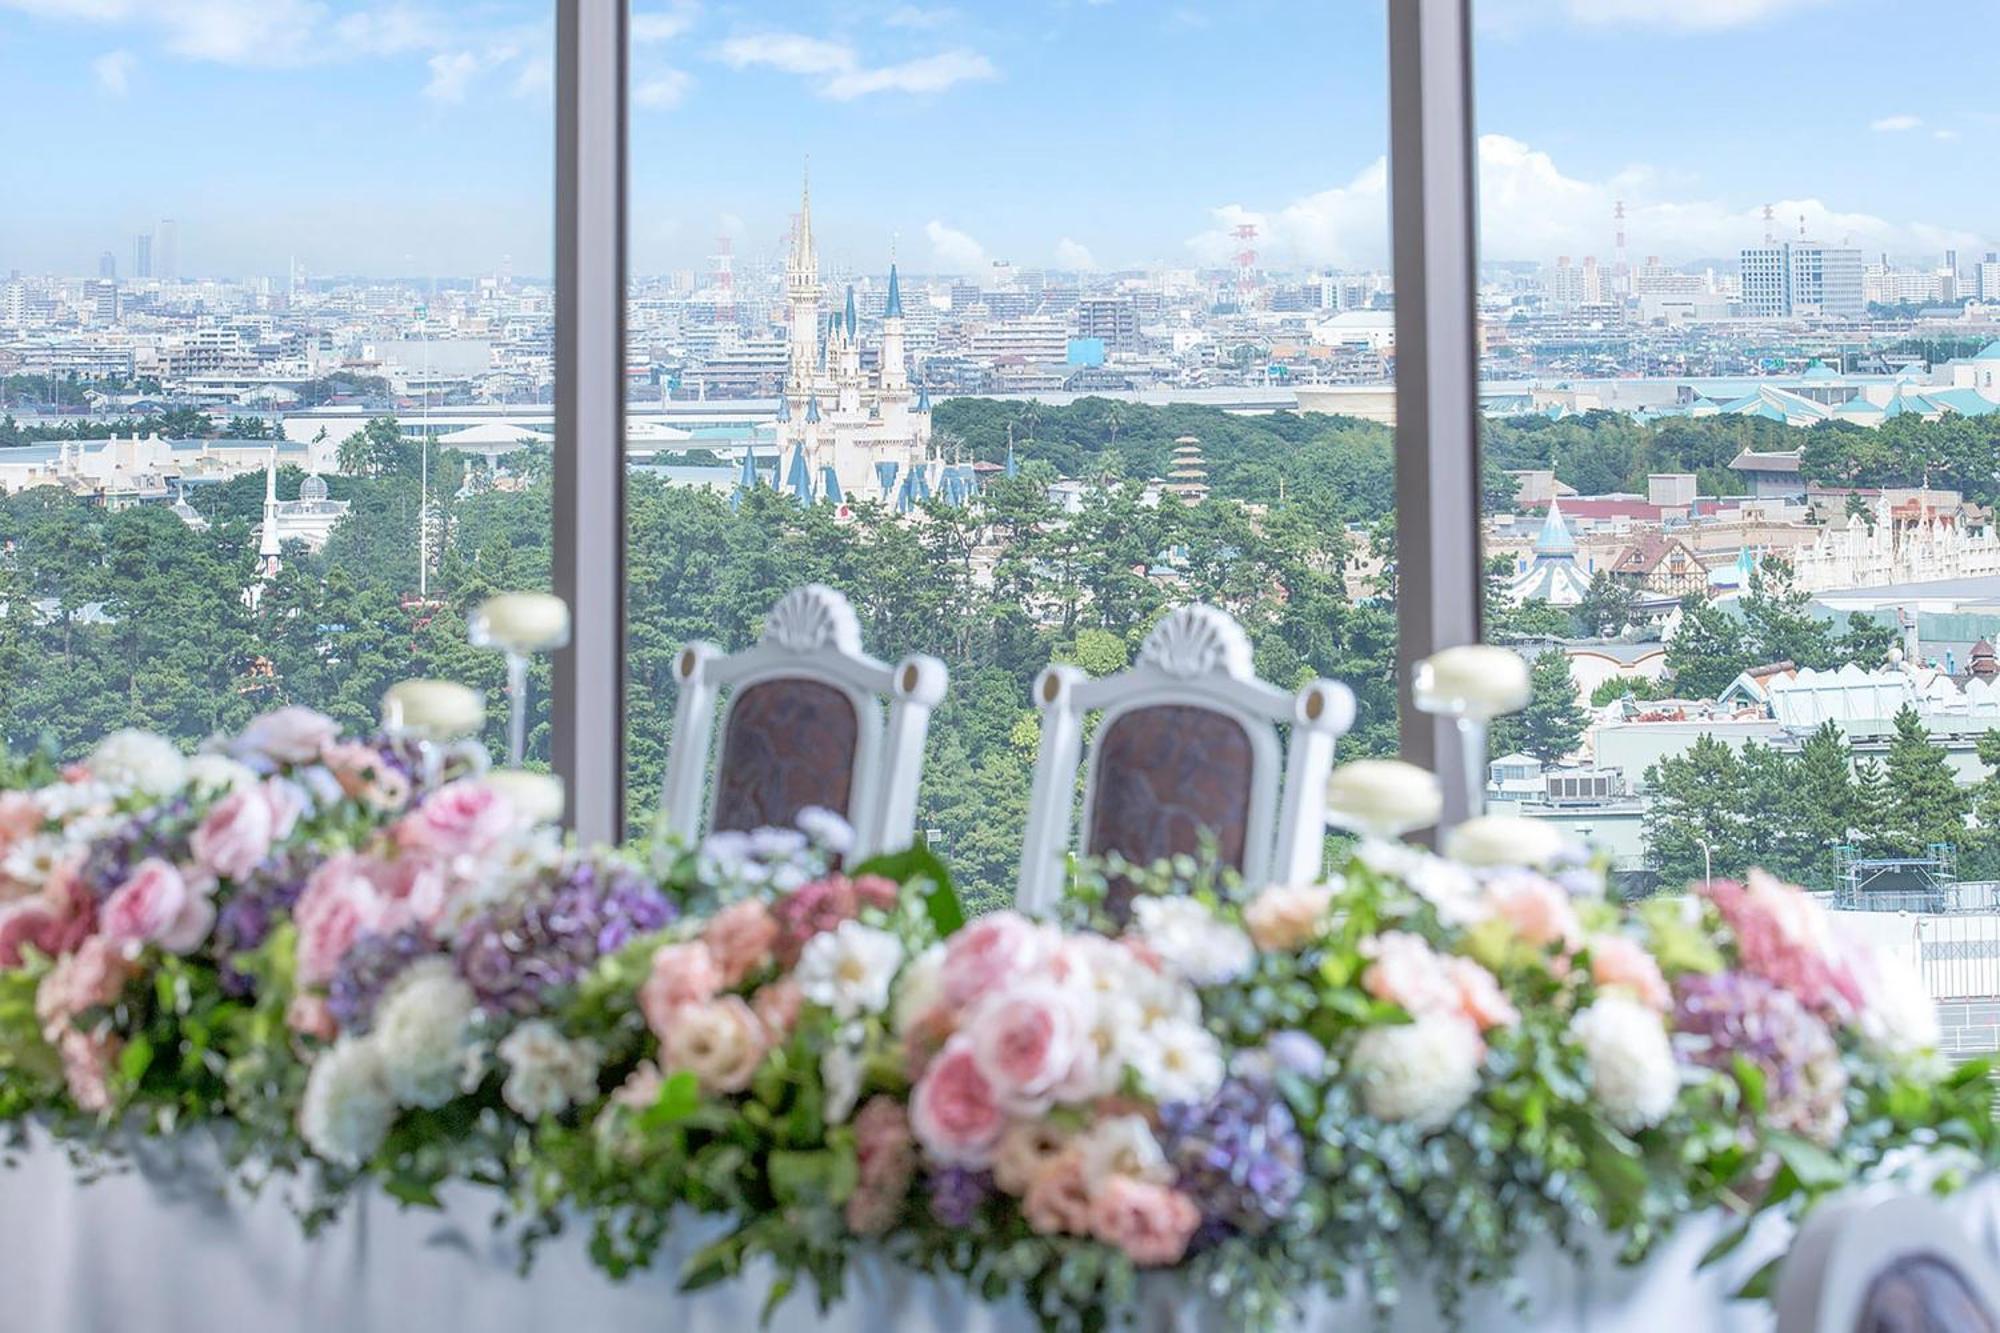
(2, 708), (1996, 1333)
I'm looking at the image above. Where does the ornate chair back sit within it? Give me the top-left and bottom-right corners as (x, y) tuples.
(1776, 1194), (2000, 1333)
(659, 585), (946, 860)
(1015, 604), (1354, 917)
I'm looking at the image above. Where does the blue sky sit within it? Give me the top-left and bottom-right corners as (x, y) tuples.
(0, 0), (1991, 280)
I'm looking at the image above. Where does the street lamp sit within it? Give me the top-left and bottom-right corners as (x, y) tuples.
(1694, 835), (1713, 890)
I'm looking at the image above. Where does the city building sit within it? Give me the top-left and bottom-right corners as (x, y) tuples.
(1739, 240), (1865, 318)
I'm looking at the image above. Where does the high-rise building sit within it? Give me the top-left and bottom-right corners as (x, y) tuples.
(98, 251), (117, 280)
(1980, 253), (2000, 303)
(89, 279), (117, 325)
(1738, 240), (1864, 318)
(157, 218), (178, 280)
(133, 232), (152, 279)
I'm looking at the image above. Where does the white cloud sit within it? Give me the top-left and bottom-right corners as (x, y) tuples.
(632, 3), (696, 44)
(715, 30), (994, 98)
(926, 219), (987, 271)
(90, 46), (133, 93)
(423, 49), (482, 103)
(1187, 134), (1984, 270)
(1562, 0), (1831, 31)
(883, 5), (953, 29)
(634, 68), (692, 109)
(1053, 237), (1097, 270)
(1934, 128), (1961, 142)
(1870, 114), (1922, 133)
(510, 53), (551, 99)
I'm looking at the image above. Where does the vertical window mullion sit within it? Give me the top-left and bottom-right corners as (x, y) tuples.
(1388, 0), (1484, 824)
(552, 0), (628, 842)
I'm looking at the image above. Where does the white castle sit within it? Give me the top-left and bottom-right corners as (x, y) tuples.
(1788, 489), (2000, 593)
(743, 172), (976, 511)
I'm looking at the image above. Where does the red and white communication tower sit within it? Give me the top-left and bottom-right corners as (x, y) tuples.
(711, 233), (735, 328)
(1233, 222), (1258, 306)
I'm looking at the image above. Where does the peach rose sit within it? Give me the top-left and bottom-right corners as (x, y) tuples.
(639, 940), (723, 1041)
(702, 899), (779, 988)
(321, 742), (411, 813)
(286, 993), (337, 1041)
(1487, 875), (1583, 954)
(994, 1119), (1075, 1196)
(940, 912), (1049, 1010)
(660, 995), (768, 1094)
(750, 976), (803, 1039)
(1244, 883), (1336, 952)
(1446, 956), (1519, 1032)
(1088, 1177), (1201, 1267)
(909, 1034), (1005, 1166)
(1590, 933), (1671, 1012)
(0, 862), (94, 968)
(965, 982), (1088, 1116)
(36, 934), (130, 1040)
(1022, 1145), (1095, 1236)
(57, 1027), (119, 1114)
(1361, 931), (1456, 1015)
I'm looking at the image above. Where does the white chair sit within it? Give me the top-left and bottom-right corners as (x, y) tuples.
(1775, 1193), (2000, 1333)
(1016, 604), (1355, 917)
(659, 584), (947, 860)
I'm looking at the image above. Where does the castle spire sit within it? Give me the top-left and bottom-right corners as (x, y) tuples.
(257, 443), (283, 577)
(884, 262), (904, 319)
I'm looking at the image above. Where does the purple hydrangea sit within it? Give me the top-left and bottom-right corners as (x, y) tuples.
(328, 927), (434, 1032)
(453, 855), (675, 1014)
(1158, 1076), (1306, 1242)
(77, 797), (193, 900)
(1674, 970), (1849, 1144)
(926, 1166), (993, 1228)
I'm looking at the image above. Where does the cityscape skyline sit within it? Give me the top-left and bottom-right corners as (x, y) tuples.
(2, 0), (1996, 277)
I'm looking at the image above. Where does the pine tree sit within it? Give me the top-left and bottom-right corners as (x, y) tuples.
(1882, 705), (1967, 856)
(1491, 650), (1587, 765)
(1790, 720), (1857, 887)
(1643, 735), (1748, 890)
(1850, 757), (1894, 856)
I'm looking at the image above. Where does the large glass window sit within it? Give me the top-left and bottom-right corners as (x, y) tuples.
(0, 3), (554, 764)
(624, 1), (1401, 907)
(1473, 1), (1995, 901)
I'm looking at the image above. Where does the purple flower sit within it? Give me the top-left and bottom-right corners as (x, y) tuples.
(1674, 970), (1848, 1144)
(453, 854), (675, 1014)
(926, 1166), (993, 1228)
(328, 927), (433, 1032)
(1158, 1077), (1306, 1241)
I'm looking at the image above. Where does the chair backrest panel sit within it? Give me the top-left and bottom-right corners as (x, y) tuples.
(1775, 1193), (2000, 1333)
(709, 677), (863, 836)
(1082, 702), (1261, 874)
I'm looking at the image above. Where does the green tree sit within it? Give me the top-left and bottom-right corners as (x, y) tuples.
(1490, 650), (1586, 765)
(1644, 735), (1748, 890)
(1881, 705), (1968, 856)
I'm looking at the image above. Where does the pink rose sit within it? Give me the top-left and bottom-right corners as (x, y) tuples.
(702, 899), (779, 988)
(322, 741), (412, 813)
(965, 982), (1086, 1115)
(1446, 956), (1519, 1032)
(852, 874), (900, 911)
(0, 863), (95, 968)
(1087, 1177), (1201, 1267)
(36, 935), (130, 1040)
(101, 858), (211, 952)
(377, 853), (452, 928)
(941, 912), (1050, 1011)
(294, 853), (389, 986)
(909, 1035), (1005, 1166)
(611, 1060), (666, 1110)
(0, 790), (42, 848)
(1589, 933), (1671, 1012)
(394, 779), (515, 860)
(1022, 1145), (1094, 1236)
(1488, 875), (1583, 954)
(1361, 931), (1456, 1015)
(237, 706), (340, 765)
(750, 976), (803, 1039)
(56, 1028), (119, 1114)
(286, 993), (337, 1041)
(1244, 883), (1336, 952)
(845, 1096), (916, 1236)
(191, 785), (277, 881)
(659, 995), (768, 1094)
(640, 941), (724, 1041)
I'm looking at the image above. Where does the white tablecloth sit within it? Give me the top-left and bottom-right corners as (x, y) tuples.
(7, 1130), (2000, 1333)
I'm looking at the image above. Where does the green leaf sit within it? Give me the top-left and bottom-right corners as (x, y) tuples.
(1732, 1055), (1767, 1116)
(849, 845), (963, 936)
(1731, 1254), (1782, 1301)
(383, 1176), (442, 1209)
(118, 1034), (154, 1085)
(1698, 1221), (1753, 1269)
(1768, 1134), (1846, 1190)
(640, 1070), (701, 1129)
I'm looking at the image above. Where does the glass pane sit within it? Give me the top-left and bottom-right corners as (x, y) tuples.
(0, 4), (554, 767)
(625, 0), (1400, 908)
(1474, 3), (1985, 905)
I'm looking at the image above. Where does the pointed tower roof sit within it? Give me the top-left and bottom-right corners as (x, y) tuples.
(790, 164), (815, 277)
(785, 444), (813, 501)
(843, 284), (858, 337)
(258, 445), (282, 561)
(733, 445), (761, 502)
(1004, 438), (1019, 478)
(884, 263), (904, 319)
(805, 394), (821, 424)
(1535, 500), (1577, 558)
(916, 383), (931, 411)
(774, 391), (791, 423)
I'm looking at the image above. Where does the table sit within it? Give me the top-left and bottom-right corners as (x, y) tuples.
(8, 1129), (1999, 1333)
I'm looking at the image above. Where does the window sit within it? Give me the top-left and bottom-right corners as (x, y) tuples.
(0, 4), (555, 767)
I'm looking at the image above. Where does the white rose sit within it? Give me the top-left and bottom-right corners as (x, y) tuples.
(1351, 1012), (1483, 1131)
(185, 753), (260, 797)
(1077, 1113), (1173, 1189)
(1414, 644), (1532, 721)
(892, 943), (946, 1036)
(1123, 1017), (1226, 1105)
(482, 769), (564, 825)
(795, 919), (904, 1020)
(1129, 896), (1253, 986)
(300, 1036), (395, 1168)
(374, 959), (478, 1109)
(1571, 995), (1680, 1132)
(87, 730), (186, 797)
(381, 679), (486, 741)
(661, 996), (767, 1094)
(1326, 759), (1443, 840)
(471, 592), (571, 655)
(496, 1020), (601, 1119)
(1445, 814), (1568, 870)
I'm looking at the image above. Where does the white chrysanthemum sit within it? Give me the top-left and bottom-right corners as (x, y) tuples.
(1571, 995), (1680, 1132)
(1130, 896), (1254, 986)
(1123, 1017), (1226, 1105)
(1077, 1113), (1173, 1189)
(3, 835), (65, 889)
(185, 753), (259, 797)
(300, 1036), (395, 1168)
(87, 729), (187, 798)
(496, 1020), (601, 1119)
(34, 779), (112, 822)
(821, 1040), (864, 1125)
(794, 806), (855, 857)
(1350, 1012), (1483, 1131)
(892, 942), (946, 1036)
(374, 959), (478, 1109)
(795, 919), (904, 1020)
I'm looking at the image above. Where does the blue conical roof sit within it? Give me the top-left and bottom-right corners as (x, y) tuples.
(884, 264), (903, 319)
(916, 383), (931, 411)
(1004, 439), (1019, 478)
(775, 392), (791, 422)
(785, 445), (812, 501)
(843, 285), (858, 337)
(819, 465), (843, 504)
(805, 394), (821, 424)
(1535, 500), (1576, 558)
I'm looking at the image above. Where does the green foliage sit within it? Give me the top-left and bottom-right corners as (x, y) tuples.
(1490, 650), (1587, 765)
